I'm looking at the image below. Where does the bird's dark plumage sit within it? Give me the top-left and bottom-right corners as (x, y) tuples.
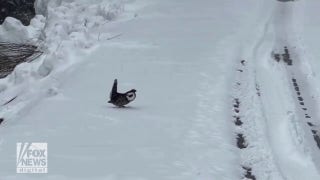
(108, 79), (136, 107)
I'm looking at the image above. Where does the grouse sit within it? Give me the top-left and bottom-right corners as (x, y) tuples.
(108, 79), (136, 107)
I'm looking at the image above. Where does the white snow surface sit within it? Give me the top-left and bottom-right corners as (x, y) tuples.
(1, 0), (320, 180)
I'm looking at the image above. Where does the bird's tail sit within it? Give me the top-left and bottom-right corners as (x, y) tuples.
(110, 79), (118, 99)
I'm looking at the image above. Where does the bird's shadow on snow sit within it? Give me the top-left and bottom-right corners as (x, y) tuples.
(107, 105), (142, 110)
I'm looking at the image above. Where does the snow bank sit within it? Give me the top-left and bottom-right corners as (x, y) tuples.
(0, 0), (127, 87)
(35, 0), (125, 78)
(0, 15), (45, 43)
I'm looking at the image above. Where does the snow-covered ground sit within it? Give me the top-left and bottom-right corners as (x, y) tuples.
(1, 0), (320, 179)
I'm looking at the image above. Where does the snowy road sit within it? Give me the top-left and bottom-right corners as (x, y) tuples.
(0, 0), (260, 179)
(1, 0), (320, 180)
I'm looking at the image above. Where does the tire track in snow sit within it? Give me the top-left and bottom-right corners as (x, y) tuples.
(232, 61), (255, 180)
(273, 0), (320, 172)
(272, 47), (320, 150)
(231, 59), (283, 180)
(251, 0), (320, 179)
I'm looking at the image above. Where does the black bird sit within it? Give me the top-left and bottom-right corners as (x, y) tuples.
(108, 79), (136, 107)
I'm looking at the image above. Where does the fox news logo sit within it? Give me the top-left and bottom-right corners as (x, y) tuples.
(16, 142), (47, 173)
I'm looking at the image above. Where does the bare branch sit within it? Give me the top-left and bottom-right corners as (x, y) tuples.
(0, 42), (43, 78)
